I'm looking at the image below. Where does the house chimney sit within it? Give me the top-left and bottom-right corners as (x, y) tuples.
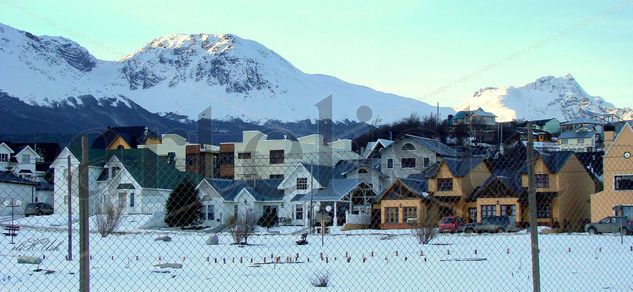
(604, 123), (616, 150)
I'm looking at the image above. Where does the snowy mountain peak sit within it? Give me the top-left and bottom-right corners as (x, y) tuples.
(458, 75), (632, 122)
(0, 22), (451, 123)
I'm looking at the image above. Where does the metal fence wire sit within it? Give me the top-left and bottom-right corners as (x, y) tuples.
(1, 138), (632, 291)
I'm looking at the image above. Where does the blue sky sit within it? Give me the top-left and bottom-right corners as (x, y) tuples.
(1, 0), (631, 108)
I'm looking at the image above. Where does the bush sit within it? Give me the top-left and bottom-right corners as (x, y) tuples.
(229, 209), (256, 245)
(95, 197), (125, 237)
(257, 211), (279, 229)
(310, 271), (330, 287)
(164, 178), (202, 228)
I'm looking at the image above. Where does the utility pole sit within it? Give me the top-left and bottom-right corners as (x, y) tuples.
(79, 136), (90, 291)
(67, 155), (72, 261)
(527, 123), (541, 292)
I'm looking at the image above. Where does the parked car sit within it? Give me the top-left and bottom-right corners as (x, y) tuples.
(585, 216), (633, 235)
(24, 202), (54, 217)
(460, 216), (513, 233)
(439, 216), (464, 233)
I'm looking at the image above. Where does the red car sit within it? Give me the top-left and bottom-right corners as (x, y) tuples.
(439, 216), (464, 233)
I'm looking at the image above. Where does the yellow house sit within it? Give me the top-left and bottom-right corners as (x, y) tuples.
(591, 123), (633, 221)
(373, 178), (443, 229)
(467, 169), (525, 225)
(92, 126), (161, 150)
(520, 151), (595, 230)
(426, 156), (490, 221)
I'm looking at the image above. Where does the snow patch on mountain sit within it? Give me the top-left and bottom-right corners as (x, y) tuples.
(0, 23), (450, 123)
(456, 74), (633, 122)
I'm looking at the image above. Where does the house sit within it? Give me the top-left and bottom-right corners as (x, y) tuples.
(450, 107), (497, 127)
(11, 145), (41, 179)
(0, 142), (60, 181)
(92, 126), (160, 150)
(373, 178), (445, 229)
(466, 168), (525, 225)
(425, 156), (491, 221)
(0, 171), (37, 216)
(185, 143), (220, 178)
(560, 118), (604, 134)
(379, 134), (458, 182)
(518, 118), (561, 135)
(335, 158), (388, 193)
(231, 130), (358, 180)
(93, 149), (197, 216)
(558, 130), (597, 152)
(591, 123), (633, 221)
(519, 151), (595, 229)
(0, 142), (14, 172)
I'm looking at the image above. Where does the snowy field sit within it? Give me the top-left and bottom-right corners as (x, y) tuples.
(1, 215), (632, 291)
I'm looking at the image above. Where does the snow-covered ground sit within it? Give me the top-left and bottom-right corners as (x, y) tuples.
(1, 217), (632, 291)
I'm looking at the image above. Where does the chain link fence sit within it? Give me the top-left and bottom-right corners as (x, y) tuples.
(1, 137), (632, 291)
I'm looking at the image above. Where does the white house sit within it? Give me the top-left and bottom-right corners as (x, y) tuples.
(558, 130), (597, 152)
(335, 158), (389, 194)
(0, 142), (14, 172)
(0, 171), (37, 216)
(12, 145), (41, 180)
(232, 130), (359, 180)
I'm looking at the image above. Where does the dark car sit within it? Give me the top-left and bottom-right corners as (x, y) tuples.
(439, 216), (464, 233)
(585, 216), (633, 235)
(460, 216), (513, 233)
(24, 202), (54, 217)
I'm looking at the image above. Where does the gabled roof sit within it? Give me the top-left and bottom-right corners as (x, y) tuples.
(558, 131), (595, 139)
(406, 163), (441, 180)
(468, 169), (525, 201)
(14, 145), (41, 159)
(300, 162), (344, 187)
(537, 151), (574, 174)
(204, 178), (284, 202)
(0, 171), (36, 185)
(361, 139), (393, 158)
(442, 156), (487, 177)
(0, 142), (14, 153)
(518, 118), (559, 127)
(377, 178), (429, 202)
(404, 134), (459, 157)
(335, 159), (381, 175)
(110, 149), (197, 190)
(561, 118), (604, 126)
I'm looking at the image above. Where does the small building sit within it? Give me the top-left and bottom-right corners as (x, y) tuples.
(558, 130), (597, 152)
(518, 118), (561, 135)
(373, 178), (440, 229)
(0, 171), (37, 216)
(591, 123), (633, 221)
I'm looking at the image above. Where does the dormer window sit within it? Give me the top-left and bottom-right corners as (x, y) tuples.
(401, 143), (416, 151)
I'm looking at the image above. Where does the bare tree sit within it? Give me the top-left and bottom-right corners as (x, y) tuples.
(412, 203), (440, 244)
(228, 208), (256, 245)
(95, 197), (125, 237)
(310, 271), (330, 287)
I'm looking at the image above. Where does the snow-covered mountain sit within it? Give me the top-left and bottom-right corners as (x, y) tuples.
(0, 23), (450, 124)
(456, 75), (633, 122)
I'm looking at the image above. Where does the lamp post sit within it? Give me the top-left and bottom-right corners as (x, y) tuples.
(4, 198), (22, 244)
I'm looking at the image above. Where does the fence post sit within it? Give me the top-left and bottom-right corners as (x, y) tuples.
(67, 155), (72, 261)
(527, 122), (541, 292)
(79, 136), (90, 291)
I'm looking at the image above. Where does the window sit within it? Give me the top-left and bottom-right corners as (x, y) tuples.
(263, 205), (277, 216)
(269, 150), (284, 164)
(537, 203), (551, 218)
(437, 178), (454, 191)
(385, 207), (399, 224)
(238, 152), (251, 159)
(468, 208), (477, 222)
(295, 204), (304, 220)
(205, 205), (215, 221)
(401, 143), (416, 151)
(536, 174), (549, 188)
(403, 207), (417, 224)
(296, 177), (308, 190)
(423, 157), (430, 167)
(357, 168), (368, 174)
(577, 138), (585, 144)
(401, 158), (416, 168)
(481, 205), (496, 219)
(269, 174), (284, 179)
(0, 153), (8, 162)
(111, 166), (120, 178)
(21, 154), (30, 164)
(387, 159), (394, 169)
(500, 204), (516, 216)
(129, 192), (135, 207)
(233, 205), (238, 217)
(614, 175), (633, 191)
(63, 168), (68, 179)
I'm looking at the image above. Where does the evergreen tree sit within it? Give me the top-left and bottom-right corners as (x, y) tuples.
(164, 178), (202, 227)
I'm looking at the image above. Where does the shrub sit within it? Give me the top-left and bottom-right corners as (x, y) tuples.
(310, 271), (330, 287)
(228, 209), (256, 245)
(95, 197), (125, 237)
